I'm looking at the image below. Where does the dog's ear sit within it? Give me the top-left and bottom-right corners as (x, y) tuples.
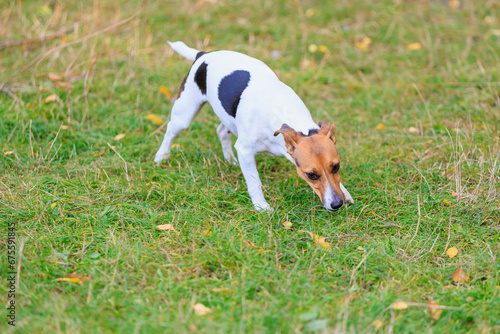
(274, 123), (300, 155)
(318, 121), (336, 144)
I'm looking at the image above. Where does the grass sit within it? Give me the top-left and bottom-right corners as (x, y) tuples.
(0, 0), (499, 332)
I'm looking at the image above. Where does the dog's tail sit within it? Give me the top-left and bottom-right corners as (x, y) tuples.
(168, 41), (200, 62)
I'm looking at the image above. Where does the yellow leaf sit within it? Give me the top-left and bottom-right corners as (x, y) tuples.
(407, 42), (421, 50)
(392, 301), (408, 310)
(145, 114), (164, 125)
(4, 151), (15, 156)
(318, 45), (328, 53)
(376, 123), (385, 130)
(446, 247), (458, 259)
(427, 300), (443, 320)
(171, 143), (183, 149)
(61, 125), (68, 130)
(66, 272), (93, 283)
(156, 224), (179, 233)
(203, 229), (213, 236)
(443, 199), (451, 207)
(160, 85), (172, 99)
(211, 287), (231, 292)
(282, 221), (292, 229)
(57, 277), (82, 284)
(61, 36), (68, 43)
(114, 133), (126, 141)
(44, 94), (58, 103)
(48, 73), (62, 82)
(355, 36), (372, 51)
(308, 44), (318, 53)
(192, 303), (212, 316)
(452, 267), (468, 283)
(51, 202), (57, 209)
(448, 0), (460, 9)
(356, 246), (364, 252)
(372, 320), (383, 328)
(304, 231), (330, 249)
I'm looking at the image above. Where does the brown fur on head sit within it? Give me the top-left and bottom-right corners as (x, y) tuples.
(274, 122), (345, 210)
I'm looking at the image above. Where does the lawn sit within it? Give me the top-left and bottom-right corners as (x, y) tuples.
(0, 0), (499, 333)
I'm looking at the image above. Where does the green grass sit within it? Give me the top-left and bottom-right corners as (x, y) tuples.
(1, 0), (499, 333)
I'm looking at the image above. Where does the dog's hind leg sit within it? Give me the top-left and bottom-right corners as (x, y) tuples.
(216, 123), (237, 163)
(154, 81), (205, 165)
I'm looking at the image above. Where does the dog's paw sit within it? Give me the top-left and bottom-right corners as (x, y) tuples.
(154, 153), (170, 165)
(254, 202), (273, 213)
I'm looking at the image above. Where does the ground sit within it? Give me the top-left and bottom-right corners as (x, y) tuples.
(0, 0), (499, 333)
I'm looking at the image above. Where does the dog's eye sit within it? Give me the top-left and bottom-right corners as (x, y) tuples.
(331, 163), (340, 174)
(306, 172), (320, 180)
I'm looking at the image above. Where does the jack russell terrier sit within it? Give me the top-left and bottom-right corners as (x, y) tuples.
(155, 41), (354, 212)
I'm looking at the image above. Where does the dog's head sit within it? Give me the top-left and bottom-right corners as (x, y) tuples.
(274, 122), (345, 211)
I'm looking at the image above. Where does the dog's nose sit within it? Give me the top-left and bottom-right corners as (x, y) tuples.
(329, 200), (344, 211)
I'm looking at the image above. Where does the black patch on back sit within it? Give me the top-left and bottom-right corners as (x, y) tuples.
(195, 51), (206, 60)
(218, 70), (251, 117)
(194, 62), (208, 95)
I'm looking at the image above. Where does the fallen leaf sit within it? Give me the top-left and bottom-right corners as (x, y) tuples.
(51, 202), (57, 209)
(372, 320), (383, 328)
(192, 303), (212, 316)
(203, 229), (213, 236)
(318, 45), (328, 53)
(67, 272), (93, 283)
(48, 73), (62, 81)
(145, 114), (164, 125)
(427, 300), (443, 320)
(171, 143), (182, 149)
(452, 267), (469, 283)
(282, 221), (292, 229)
(156, 224), (179, 233)
(448, 0), (460, 9)
(407, 42), (421, 50)
(160, 85), (172, 99)
(376, 123), (385, 130)
(451, 191), (458, 197)
(392, 301), (408, 310)
(44, 94), (58, 103)
(304, 231), (330, 249)
(308, 44), (318, 53)
(355, 36), (372, 51)
(114, 133), (126, 141)
(446, 247), (458, 258)
(408, 126), (420, 134)
(61, 125), (68, 130)
(356, 246), (365, 252)
(4, 151), (15, 156)
(56, 277), (82, 284)
(56, 82), (75, 90)
(443, 199), (451, 207)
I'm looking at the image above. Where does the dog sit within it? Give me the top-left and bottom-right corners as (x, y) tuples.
(155, 41), (354, 211)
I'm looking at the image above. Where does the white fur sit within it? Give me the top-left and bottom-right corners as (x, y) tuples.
(155, 41), (353, 211)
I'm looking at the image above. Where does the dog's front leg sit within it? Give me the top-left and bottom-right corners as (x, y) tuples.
(235, 145), (271, 212)
(340, 182), (354, 204)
